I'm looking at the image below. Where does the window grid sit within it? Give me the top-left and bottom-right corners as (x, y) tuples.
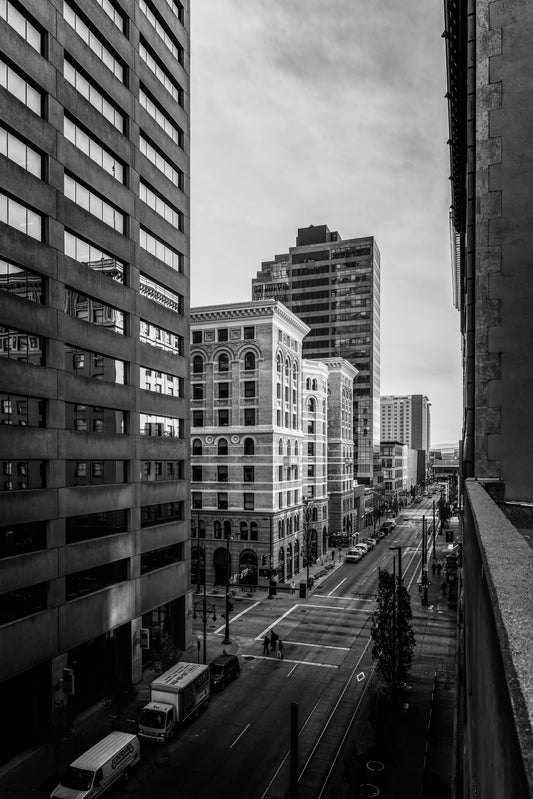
(64, 231), (124, 283)
(140, 135), (183, 188)
(139, 0), (183, 63)
(139, 41), (183, 105)
(0, 0), (41, 52)
(0, 57), (41, 114)
(140, 227), (182, 272)
(63, 2), (123, 81)
(0, 191), (42, 240)
(64, 174), (124, 233)
(63, 116), (124, 182)
(139, 87), (183, 147)
(64, 58), (124, 132)
(64, 287), (125, 334)
(140, 273), (182, 313)
(141, 365), (182, 396)
(140, 319), (183, 355)
(139, 180), (182, 229)
(93, 0), (125, 32)
(0, 125), (41, 178)
(65, 344), (126, 384)
(0, 260), (43, 303)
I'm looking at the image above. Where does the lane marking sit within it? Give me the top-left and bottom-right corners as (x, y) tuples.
(283, 640), (350, 651)
(213, 600), (261, 635)
(313, 594), (373, 602)
(247, 655), (338, 669)
(230, 723), (250, 749)
(327, 578), (347, 596)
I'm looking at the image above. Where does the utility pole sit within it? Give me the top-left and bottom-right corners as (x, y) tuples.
(222, 532), (232, 645)
(421, 516), (429, 606)
(432, 500), (436, 560)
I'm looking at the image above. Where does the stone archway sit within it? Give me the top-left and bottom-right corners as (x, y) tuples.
(213, 547), (231, 586)
(239, 549), (258, 586)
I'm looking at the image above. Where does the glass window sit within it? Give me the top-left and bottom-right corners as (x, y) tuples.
(64, 231), (124, 283)
(1, 1), (42, 52)
(139, 86), (183, 147)
(63, 116), (124, 182)
(64, 175), (124, 233)
(244, 352), (256, 370)
(0, 260), (44, 303)
(139, 39), (183, 104)
(94, 0), (126, 32)
(243, 438), (254, 455)
(65, 344), (125, 384)
(0, 191), (42, 240)
(140, 227), (182, 272)
(64, 56), (124, 131)
(64, 3), (123, 81)
(140, 273), (183, 312)
(140, 135), (183, 189)
(64, 287), (125, 334)
(218, 438), (228, 455)
(0, 126), (42, 177)
(0, 324), (44, 365)
(140, 319), (183, 355)
(139, 0), (183, 63)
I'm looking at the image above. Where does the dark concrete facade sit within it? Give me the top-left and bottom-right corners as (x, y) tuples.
(446, 0), (533, 795)
(0, 0), (190, 759)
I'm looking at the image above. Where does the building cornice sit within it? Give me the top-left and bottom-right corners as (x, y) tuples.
(191, 300), (310, 337)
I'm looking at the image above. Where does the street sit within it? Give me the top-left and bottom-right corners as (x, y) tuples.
(110, 496), (456, 799)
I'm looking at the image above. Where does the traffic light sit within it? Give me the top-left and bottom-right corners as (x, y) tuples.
(227, 601), (234, 613)
(62, 668), (75, 695)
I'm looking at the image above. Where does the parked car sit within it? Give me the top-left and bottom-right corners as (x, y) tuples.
(354, 543), (369, 555)
(345, 548), (363, 563)
(365, 537), (378, 549)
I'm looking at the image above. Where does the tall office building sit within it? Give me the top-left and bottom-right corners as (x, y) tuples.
(252, 225), (381, 486)
(0, 0), (190, 758)
(380, 394), (431, 457)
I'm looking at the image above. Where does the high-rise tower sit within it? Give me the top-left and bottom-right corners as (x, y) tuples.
(0, 0), (190, 758)
(252, 225), (380, 486)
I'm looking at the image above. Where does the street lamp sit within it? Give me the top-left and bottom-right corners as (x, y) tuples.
(222, 532), (232, 645)
(389, 545), (403, 682)
(192, 578), (216, 665)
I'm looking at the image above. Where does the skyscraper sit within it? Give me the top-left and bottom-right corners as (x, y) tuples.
(0, 0), (190, 758)
(380, 394), (431, 457)
(252, 224), (380, 486)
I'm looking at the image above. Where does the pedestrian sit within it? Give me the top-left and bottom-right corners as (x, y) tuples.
(270, 630), (278, 652)
(290, 580), (296, 595)
(262, 634), (270, 655)
(278, 638), (284, 660)
(441, 580), (447, 595)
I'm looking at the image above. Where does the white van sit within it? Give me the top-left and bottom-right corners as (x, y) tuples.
(50, 731), (140, 799)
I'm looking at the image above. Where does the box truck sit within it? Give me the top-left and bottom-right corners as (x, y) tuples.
(138, 661), (210, 742)
(50, 731), (140, 799)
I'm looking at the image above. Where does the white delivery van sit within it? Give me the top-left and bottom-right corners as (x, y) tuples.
(138, 661), (210, 742)
(50, 731), (140, 799)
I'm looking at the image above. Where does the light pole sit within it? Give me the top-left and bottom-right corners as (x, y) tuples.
(222, 532), (232, 645)
(432, 499), (436, 560)
(192, 577), (216, 665)
(389, 545), (403, 681)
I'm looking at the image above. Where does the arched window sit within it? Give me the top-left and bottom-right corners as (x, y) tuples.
(218, 438), (228, 455)
(244, 351), (256, 370)
(199, 519), (206, 538)
(312, 379), (317, 390)
(244, 437), (255, 455)
(192, 438), (202, 455)
(250, 521), (258, 540)
(278, 520), (283, 538)
(293, 363), (298, 381)
(218, 353), (229, 371)
(312, 507), (318, 522)
(287, 517), (292, 535)
(192, 355), (204, 373)
(306, 378), (310, 390)
(240, 521), (248, 540)
(308, 397), (316, 412)
(287, 440), (291, 456)
(285, 359), (290, 377)
(223, 520), (232, 538)
(214, 520), (222, 539)
(294, 441), (298, 456)
(277, 354), (282, 373)
(278, 438), (283, 455)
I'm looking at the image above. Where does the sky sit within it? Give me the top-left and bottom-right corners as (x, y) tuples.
(190, 0), (462, 447)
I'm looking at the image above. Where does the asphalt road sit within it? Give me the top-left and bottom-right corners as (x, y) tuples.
(115, 496), (450, 799)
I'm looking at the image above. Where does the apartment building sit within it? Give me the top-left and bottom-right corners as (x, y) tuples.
(252, 224), (381, 486)
(0, 0), (190, 759)
(380, 394), (431, 474)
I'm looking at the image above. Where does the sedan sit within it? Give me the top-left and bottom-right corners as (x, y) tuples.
(345, 548), (363, 563)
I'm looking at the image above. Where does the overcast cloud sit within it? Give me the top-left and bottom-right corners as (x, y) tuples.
(190, 0), (461, 447)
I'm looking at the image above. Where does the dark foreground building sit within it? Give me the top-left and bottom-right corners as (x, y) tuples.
(0, 0), (190, 758)
(445, 0), (533, 795)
